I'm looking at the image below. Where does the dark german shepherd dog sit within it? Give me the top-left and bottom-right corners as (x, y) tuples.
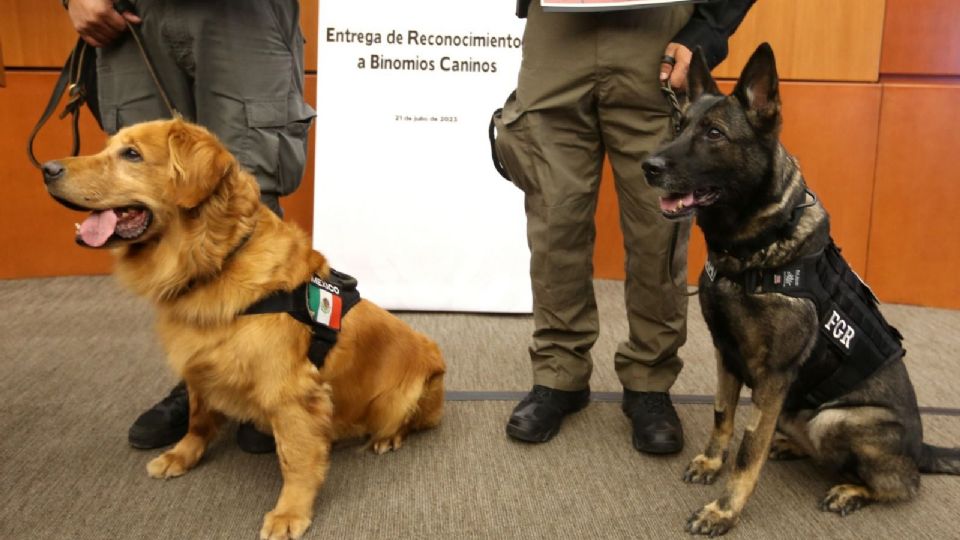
(642, 43), (960, 536)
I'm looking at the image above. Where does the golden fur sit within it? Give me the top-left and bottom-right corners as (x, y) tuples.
(44, 119), (446, 540)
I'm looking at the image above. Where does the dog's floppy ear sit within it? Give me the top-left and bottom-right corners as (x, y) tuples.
(687, 47), (721, 102)
(733, 42), (781, 130)
(167, 120), (236, 209)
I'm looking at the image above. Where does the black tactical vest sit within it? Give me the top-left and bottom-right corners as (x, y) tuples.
(705, 241), (905, 407)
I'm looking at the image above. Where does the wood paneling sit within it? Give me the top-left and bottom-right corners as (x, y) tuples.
(0, 1), (77, 68)
(593, 159), (622, 278)
(0, 72), (112, 278)
(881, 0), (960, 76)
(0, 40), (6, 86)
(771, 82), (881, 275)
(303, 0), (318, 72)
(593, 81), (882, 283)
(0, 72), (318, 279)
(713, 0), (885, 82)
(0, 0), (320, 71)
(868, 82), (960, 309)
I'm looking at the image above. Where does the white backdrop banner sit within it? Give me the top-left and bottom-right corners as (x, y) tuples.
(313, 1), (531, 313)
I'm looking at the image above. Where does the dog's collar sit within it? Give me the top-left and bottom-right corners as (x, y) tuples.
(708, 188), (817, 262)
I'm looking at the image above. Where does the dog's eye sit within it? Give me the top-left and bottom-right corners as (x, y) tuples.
(705, 127), (726, 141)
(120, 147), (142, 162)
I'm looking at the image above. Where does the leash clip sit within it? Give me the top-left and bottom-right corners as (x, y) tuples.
(60, 84), (85, 119)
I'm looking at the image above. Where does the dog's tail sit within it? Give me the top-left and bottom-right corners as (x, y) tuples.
(919, 443), (960, 475)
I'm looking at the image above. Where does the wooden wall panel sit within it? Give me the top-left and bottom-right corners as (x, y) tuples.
(0, 40), (6, 86)
(868, 83), (960, 309)
(303, 0), (319, 72)
(881, 0), (960, 76)
(593, 81), (882, 284)
(0, 72), (112, 278)
(0, 1), (77, 67)
(593, 160), (622, 278)
(713, 0), (885, 82)
(0, 72), (318, 279)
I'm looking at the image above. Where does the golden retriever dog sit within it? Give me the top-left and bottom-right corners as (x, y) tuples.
(41, 118), (446, 540)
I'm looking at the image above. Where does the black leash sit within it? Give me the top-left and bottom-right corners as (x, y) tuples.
(27, 0), (179, 170)
(658, 79), (696, 297)
(660, 79), (684, 136)
(27, 40), (93, 169)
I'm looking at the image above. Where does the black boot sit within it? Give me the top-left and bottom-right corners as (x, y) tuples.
(128, 382), (189, 449)
(506, 385), (590, 443)
(622, 389), (683, 454)
(236, 422), (276, 454)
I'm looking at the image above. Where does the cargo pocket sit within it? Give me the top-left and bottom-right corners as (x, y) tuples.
(103, 95), (172, 135)
(244, 98), (316, 197)
(490, 91), (537, 194)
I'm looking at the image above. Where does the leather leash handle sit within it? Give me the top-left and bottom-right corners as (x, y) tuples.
(27, 40), (89, 169)
(27, 1), (179, 170)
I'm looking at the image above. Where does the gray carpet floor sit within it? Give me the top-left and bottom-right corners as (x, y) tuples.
(1, 276), (959, 539)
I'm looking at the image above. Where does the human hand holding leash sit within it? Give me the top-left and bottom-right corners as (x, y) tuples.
(66, 0), (141, 48)
(660, 42), (694, 91)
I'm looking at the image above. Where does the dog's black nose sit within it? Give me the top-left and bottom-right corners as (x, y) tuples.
(41, 161), (65, 185)
(642, 155), (667, 180)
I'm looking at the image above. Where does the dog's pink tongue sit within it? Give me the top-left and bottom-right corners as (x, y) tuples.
(79, 210), (118, 247)
(659, 193), (695, 212)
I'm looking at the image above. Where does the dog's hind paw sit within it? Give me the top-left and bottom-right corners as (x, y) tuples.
(260, 510), (311, 540)
(683, 454), (723, 484)
(371, 434), (404, 455)
(146, 451), (191, 479)
(685, 502), (737, 536)
(820, 484), (871, 516)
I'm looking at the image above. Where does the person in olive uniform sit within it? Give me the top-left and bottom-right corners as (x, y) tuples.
(496, 0), (754, 453)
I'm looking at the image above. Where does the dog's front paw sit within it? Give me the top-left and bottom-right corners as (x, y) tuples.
(371, 434), (404, 455)
(146, 451), (191, 479)
(685, 501), (738, 536)
(683, 454), (723, 484)
(260, 510), (312, 540)
(819, 484), (871, 516)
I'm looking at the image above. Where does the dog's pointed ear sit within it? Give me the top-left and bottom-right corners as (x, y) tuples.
(733, 43), (781, 130)
(167, 120), (236, 209)
(687, 47), (720, 102)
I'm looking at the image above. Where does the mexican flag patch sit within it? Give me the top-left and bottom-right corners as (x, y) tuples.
(306, 274), (343, 330)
